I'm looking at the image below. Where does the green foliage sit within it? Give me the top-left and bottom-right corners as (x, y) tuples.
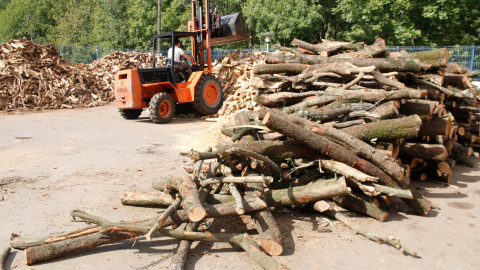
(1, 0), (479, 49)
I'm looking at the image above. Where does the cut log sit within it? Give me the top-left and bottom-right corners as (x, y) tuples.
(254, 63), (308, 75)
(256, 91), (320, 107)
(445, 62), (467, 74)
(145, 196), (182, 241)
(246, 182), (283, 256)
(325, 88), (427, 103)
(282, 95), (338, 114)
(419, 114), (453, 137)
(291, 38), (364, 56)
(399, 99), (438, 119)
(369, 101), (399, 119)
(319, 160), (378, 182)
(399, 143), (448, 161)
(332, 195), (389, 222)
(121, 191), (174, 207)
(152, 175), (206, 222)
(342, 115), (422, 141)
(409, 48), (449, 68)
(265, 53), (422, 73)
(444, 73), (473, 88)
(372, 183), (413, 199)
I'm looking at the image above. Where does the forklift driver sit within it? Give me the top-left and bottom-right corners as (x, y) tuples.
(168, 39), (193, 80)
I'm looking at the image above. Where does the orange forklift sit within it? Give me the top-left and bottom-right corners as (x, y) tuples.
(114, 0), (249, 123)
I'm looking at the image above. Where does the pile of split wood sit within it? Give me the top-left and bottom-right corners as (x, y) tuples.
(0, 38), (164, 111)
(5, 38), (480, 270)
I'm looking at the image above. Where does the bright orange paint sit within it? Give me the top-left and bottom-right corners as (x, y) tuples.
(204, 82), (219, 105)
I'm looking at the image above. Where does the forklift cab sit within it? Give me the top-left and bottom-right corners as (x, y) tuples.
(151, 31), (199, 84)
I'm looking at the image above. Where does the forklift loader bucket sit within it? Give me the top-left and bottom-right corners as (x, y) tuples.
(211, 13), (250, 46)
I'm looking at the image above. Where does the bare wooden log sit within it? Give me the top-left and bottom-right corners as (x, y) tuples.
(246, 182), (283, 256)
(399, 143), (448, 162)
(282, 95), (338, 113)
(369, 101), (399, 119)
(319, 160), (378, 182)
(451, 154), (475, 167)
(199, 176), (273, 187)
(452, 141), (471, 155)
(121, 191), (174, 207)
(291, 38), (364, 56)
(333, 119), (365, 128)
(265, 53), (422, 73)
(256, 91), (320, 107)
(334, 88), (428, 103)
(229, 183), (245, 215)
(1, 247), (11, 270)
(342, 115), (422, 141)
(152, 175), (206, 222)
(332, 40), (386, 59)
(254, 63), (308, 75)
(145, 196), (182, 241)
(260, 108), (406, 185)
(419, 114), (453, 137)
(444, 73), (473, 88)
(372, 183), (413, 199)
(371, 69), (405, 89)
(446, 62), (467, 74)
(333, 195), (389, 222)
(399, 99), (438, 118)
(311, 200), (335, 212)
(169, 222), (199, 270)
(409, 48), (449, 69)
(27, 211), (290, 270)
(321, 208), (418, 256)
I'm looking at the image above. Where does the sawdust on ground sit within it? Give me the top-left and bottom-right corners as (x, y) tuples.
(174, 118), (233, 152)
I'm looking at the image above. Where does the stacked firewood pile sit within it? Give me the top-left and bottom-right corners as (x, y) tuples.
(5, 38), (480, 270)
(0, 38), (164, 111)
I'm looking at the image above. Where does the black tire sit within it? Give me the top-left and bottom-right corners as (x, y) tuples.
(119, 109), (142, 119)
(149, 92), (175, 124)
(193, 74), (223, 115)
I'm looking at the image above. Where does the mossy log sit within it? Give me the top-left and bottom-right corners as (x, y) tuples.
(342, 115), (422, 141)
(152, 175), (206, 222)
(409, 48), (449, 69)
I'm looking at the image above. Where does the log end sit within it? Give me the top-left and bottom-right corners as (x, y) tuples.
(259, 240), (284, 256)
(188, 206), (207, 223)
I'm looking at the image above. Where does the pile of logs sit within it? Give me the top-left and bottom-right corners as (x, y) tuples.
(0, 38), (164, 111)
(4, 38), (480, 269)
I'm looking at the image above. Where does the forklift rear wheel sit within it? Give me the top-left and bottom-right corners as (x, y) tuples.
(119, 109), (142, 119)
(193, 74), (223, 115)
(149, 93), (175, 123)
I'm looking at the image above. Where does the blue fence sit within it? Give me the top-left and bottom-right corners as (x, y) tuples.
(57, 44), (479, 80)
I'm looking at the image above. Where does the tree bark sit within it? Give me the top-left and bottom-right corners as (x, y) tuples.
(265, 53), (422, 73)
(332, 195), (389, 222)
(369, 101), (399, 119)
(419, 114), (454, 137)
(254, 63), (308, 75)
(342, 115), (422, 141)
(399, 99), (438, 118)
(319, 159), (378, 182)
(1, 247), (10, 270)
(282, 95), (338, 113)
(246, 182), (283, 256)
(152, 175), (206, 222)
(325, 88), (427, 103)
(145, 196), (182, 241)
(409, 48), (449, 69)
(399, 143), (449, 162)
(443, 73), (473, 88)
(256, 91), (320, 107)
(291, 38), (364, 56)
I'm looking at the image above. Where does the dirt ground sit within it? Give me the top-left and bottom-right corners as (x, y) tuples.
(1, 103), (479, 270)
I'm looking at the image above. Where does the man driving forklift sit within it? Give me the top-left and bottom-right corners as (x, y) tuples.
(168, 39), (192, 80)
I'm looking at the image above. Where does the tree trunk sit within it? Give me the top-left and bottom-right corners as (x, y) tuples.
(409, 48), (449, 69)
(399, 143), (449, 161)
(399, 99), (438, 118)
(256, 91), (320, 107)
(265, 53), (422, 73)
(325, 88), (427, 103)
(418, 114), (454, 137)
(443, 73), (473, 88)
(342, 115), (422, 141)
(332, 195), (389, 222)
(291, 38), (364, 56)
(254, 63), (308, 75)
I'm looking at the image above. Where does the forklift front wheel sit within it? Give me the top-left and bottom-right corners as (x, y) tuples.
(193, 74), (223, 115)
(149, 93), (175, 124)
